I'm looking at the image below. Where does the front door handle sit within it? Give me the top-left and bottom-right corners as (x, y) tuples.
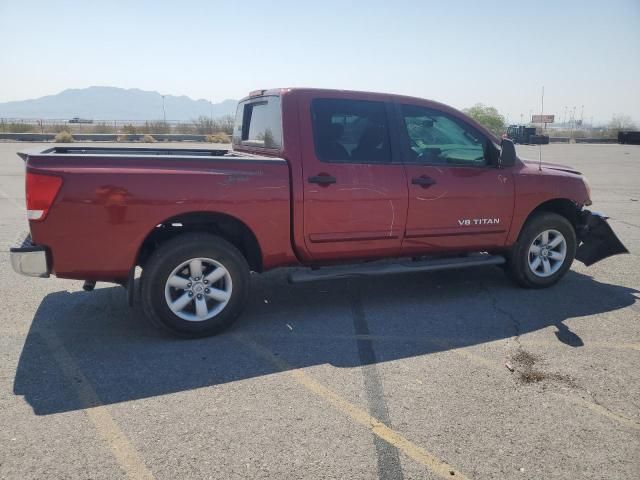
(411, 176), (436, 187)
(308, 174), (337, 185)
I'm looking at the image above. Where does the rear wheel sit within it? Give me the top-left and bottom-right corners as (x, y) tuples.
(506, 212), (576, 288)
(141, 233), (249, 337)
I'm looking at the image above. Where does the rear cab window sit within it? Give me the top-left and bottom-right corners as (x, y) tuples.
(233, 95), (283, 150)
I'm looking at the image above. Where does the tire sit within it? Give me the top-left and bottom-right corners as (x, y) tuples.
(141, 233), (250, 338)
(506, 212), (576, 288)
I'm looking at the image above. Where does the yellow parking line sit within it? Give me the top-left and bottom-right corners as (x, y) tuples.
(233, 333), (469, 480)
(554, 393), (640, 431)
(243, 331), (640, 432)
(429, 340), (640, 432)
(41, 330), (154, 480)
(243, 331), (640, 352)
(243, 333), (640, 417)
(427, 339), (501, 370)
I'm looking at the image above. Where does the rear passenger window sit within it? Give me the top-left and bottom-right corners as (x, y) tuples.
(232, 96), (283, 149)
(311, 98), (391, 163)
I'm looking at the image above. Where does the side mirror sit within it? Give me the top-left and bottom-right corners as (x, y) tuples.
(499, 138), (516, 167)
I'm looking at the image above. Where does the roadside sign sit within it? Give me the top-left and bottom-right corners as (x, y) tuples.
(532, 114), (554, 123)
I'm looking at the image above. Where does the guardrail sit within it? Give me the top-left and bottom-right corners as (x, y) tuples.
(574, 138), (618, 144)
(548, 137), (618, 144)
(0, 133), (214, 142)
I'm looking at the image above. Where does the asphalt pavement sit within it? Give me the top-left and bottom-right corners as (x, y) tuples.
(0, 142), (638, 479)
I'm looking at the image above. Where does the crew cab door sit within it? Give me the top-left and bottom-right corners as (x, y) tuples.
(396, 103), (514, 254)
(299, 96), (408, 261)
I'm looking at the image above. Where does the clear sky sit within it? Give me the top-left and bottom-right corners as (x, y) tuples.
(1, 0), (638, 124)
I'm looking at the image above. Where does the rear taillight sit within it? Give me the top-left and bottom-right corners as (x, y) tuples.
(26, 172), (62, 221)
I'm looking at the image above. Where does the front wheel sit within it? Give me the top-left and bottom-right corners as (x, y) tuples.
(141, 233), (250, 337)
(506, 212), (576, 288)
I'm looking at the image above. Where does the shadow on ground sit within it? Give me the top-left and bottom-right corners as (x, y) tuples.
(14, 266), (638, 415)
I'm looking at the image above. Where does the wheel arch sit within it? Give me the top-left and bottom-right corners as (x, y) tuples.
(508, 198), (581, 245)
(526, 198), (580, 227)
(135, 211), (263, 272)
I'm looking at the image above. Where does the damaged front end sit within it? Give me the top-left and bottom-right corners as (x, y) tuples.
(575, 210), (629, 266)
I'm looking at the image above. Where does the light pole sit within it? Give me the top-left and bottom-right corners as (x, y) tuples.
(570, 107), (576, 140)
(209, 99), (213, 134)
(541, 86), (545, 132)
(162, 95), (166, 124)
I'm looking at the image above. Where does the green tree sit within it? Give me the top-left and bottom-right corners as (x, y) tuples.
(463, 104), (506, 136)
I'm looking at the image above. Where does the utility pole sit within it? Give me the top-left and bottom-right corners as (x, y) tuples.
(162, 95), (166, 124)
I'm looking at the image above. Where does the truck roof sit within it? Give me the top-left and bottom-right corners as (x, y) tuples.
(241, 87), (448, 107)
(239, 88), (499, 143)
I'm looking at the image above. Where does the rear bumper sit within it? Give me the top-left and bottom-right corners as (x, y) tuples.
(10, 234), (50, 278)
(576, 210), (629, 266)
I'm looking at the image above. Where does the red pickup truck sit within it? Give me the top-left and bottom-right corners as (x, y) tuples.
(11, 88), (627, 337)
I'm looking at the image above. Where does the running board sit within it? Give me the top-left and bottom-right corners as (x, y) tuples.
(288, 254), (506, 284)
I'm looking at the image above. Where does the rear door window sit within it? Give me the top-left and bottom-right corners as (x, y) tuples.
(233, 96), (283, 149)
(311, 98), (392, 163)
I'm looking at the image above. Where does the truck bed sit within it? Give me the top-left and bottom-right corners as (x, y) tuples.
(21, 145), (294, 281)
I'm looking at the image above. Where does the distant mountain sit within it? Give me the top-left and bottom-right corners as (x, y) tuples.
(0, 86), (237, 121)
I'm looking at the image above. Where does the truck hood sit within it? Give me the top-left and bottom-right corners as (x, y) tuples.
(521, 159), (582, 176)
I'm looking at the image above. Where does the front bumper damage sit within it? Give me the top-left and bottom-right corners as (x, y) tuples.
(576, 210), (629, 266)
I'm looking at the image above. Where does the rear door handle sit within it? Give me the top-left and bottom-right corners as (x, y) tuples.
(411, 176), (436, 187)
(308, 174), (337, 185)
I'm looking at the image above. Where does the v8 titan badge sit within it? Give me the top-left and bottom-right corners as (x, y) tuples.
(458, 218), (501, 226)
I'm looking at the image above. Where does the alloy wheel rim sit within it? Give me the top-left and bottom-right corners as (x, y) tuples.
(527, 229), (567, 278)
(164, 257), (232, 321)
